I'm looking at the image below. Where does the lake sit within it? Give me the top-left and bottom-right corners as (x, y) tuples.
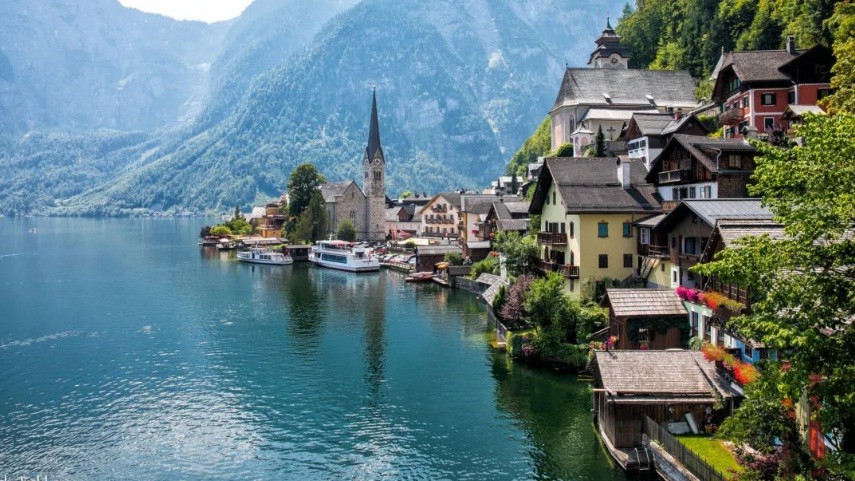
(0, 218), (627, 480)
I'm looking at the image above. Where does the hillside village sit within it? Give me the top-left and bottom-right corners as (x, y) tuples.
(215, 8), (855, 481)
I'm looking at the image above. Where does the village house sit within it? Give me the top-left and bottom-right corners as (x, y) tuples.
(319, 90), (387, 241)
(458, 194), (521, 261)
(712, 37), (834, 139)
(647, 199), (779, 364)
(602, 288), (688, 350)
(417, 193), (462, 240)
(624, 111), (709, 171)
(550, 21), (698, 156)
(645, 134), (757, 210)
(528, 156), (661, 297)
(591, 350), (742, 470)
(248, 199), (287, 238)
(477, 200), (530, 242)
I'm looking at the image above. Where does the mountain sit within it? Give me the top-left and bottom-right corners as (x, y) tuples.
(0, 0), (228, 134)
(55, 0), (626, 215)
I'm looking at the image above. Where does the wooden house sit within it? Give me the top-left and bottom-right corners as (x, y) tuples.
(602, 288), (688, 350)
(591, 350), (741, 464)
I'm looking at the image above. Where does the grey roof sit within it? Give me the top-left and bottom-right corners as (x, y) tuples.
(629, 112), (676, 136)
(385, 207), (402, 222)
(532, 157), (661, 214)
(552, 68), (698, 111)
(720, 50), (801, 83)
(496, 218), (529, 232)
(467, 240), (492, 249)
(475, 273), (501, 286)
(320, 181), (358, 203)
(482, 276), (510, 307)
(594, 350), (741, 398)
(716, 219), (786, 246)
(504, 201), (531, 215)
(604, 288), (687, 317)
(635, 213), (666, 228)
(682, 199), (773, 226)
(782, 104), (825, 120)
(416, 245), (462, 255)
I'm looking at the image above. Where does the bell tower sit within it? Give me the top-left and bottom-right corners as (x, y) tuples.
(363, 88), (386, 241)
(588, 18), (631, 69)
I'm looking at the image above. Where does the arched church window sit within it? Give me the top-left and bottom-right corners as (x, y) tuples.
(350, 211), (356, 222)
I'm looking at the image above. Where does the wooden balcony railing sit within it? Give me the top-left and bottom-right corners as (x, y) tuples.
(538, 260), (580, 279)
(641, 244), (669, 258)
(719, 107), (746, 126)
(537, 231), (567, 246)
(562, 265), (580, 279)
(658, 169), (694, 184)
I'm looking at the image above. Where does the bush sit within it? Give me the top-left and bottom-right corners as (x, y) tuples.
(444, 251), (463, 266)
(336, 219), (356, 241)
(404, 240), (415, 249)
(553, 143), (573, 157)
(210, 225), (232, 236)
(469, 256), (499, 279)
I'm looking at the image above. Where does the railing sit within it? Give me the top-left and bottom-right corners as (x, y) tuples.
(538, 259), (560, 273)
(642, 417), (728, 481)
(642, 244), (669, 258)
(662, 200), (679, 211)
(719, 107), (746, 126)
(431, 205), (448, 213)
(537, 231), (567, 246)
(562, 265), (580, 279)
(658, 169), (694, 184)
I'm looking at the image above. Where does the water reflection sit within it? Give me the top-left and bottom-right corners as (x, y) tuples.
(283, 265), (327, 352)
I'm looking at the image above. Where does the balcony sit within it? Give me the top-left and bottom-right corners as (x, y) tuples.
(641, 244), (669, 258)
(561, 265), (580, 279)
(719, 107), (746, 126)
(658, 169), (693, 184)
(431, 205), (448, 213)
(537, 231), (567, 246)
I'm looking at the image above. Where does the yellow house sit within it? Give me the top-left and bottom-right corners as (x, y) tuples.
(529, 157), (662, 298)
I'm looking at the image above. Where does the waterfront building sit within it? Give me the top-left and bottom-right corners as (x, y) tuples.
(320, 90), (387, 241)
(591, 350), (742, 469)
(549, 21), (698, 156)
(418, 193), (462, 239)
(624, 112), (708, 171)
(601, 288), (687, 350)
(528, 156), (661, 297)
(711, 37), (834, 139)
(477, 200), (530, 242)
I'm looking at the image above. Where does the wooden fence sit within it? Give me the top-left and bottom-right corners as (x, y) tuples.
(642, 416), (729, 481)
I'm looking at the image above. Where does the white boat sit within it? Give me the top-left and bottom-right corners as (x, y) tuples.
(237, 247), (293, 265)
(308, 240), (380, 272)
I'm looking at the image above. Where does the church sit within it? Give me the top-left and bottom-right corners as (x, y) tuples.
(320, 90), (387, 242)
(550, 19), (699, 156)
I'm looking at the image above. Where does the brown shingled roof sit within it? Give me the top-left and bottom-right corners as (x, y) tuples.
(604, 288), (687, 317)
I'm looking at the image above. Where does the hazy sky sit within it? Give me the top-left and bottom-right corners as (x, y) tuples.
(117, 0), (255, 23)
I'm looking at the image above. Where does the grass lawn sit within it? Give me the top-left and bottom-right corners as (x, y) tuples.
(676, 435), (745, 477)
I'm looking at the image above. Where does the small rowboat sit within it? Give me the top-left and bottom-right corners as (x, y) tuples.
(404, 271), (434, 283)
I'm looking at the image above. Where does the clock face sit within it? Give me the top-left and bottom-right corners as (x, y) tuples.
(610, 56), (619, 64)
(374, 159), (382, 165)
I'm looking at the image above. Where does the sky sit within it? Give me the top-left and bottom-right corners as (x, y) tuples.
(117, 0), (255, 23)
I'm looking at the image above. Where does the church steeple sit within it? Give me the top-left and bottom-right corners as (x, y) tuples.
(366, 88), (384, 163)
(588, 17), (630, 69)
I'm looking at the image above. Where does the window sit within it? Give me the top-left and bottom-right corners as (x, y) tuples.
(560, 223), (566, 234)
(688, 186), (697, 199)
(788, 90), (795, 104)
(729, 154), (742, 169)
(552, 191), (556, 205)
(703, 316), (712, 338)
(640, 227), (650, 245)
(598, 254), (608, 268)
(691, 312), (699, 336)
(742, 96), (749, 108)
(622, 222), (632, 237)
(349, 211), (356, 222)
(598, 222), (609, 238)
(701, 186), (712, 199)
(764, 117), (774, 131)
(672, 187), (680, 200)
(569, 222), (575, 238)
(638, 328), (651, 342)
(744, 344), (753, 358)
(684, 237), (697, 255)
(545, 193), (550, 205)
(623, 254), (633, 268)
(818, 88), (832, 100)
(761, 93), (776, 105)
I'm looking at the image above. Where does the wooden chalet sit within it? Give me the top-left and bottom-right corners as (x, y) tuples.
(602, 288), (688, 350)
(645, 135), (757, 211)
(592, 350), (742, 467)
(478, 200), (530, 241)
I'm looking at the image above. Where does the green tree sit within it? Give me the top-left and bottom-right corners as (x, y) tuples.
(595, 126), (606, 157)
(510, 171), (519, 195)
(443, 251), (463, 266)
(210, 225), (232, 236)
(400, 190), (413, 199)
(293, 190), (328, 242)
(287, 163), (326, 219)
(468, 256), (499, 279)
(336, 219), (356, 241)
(493, 231), (540, 277)
(505, 116), (551, 175)
(693, 114), (855, 464)
(525, 272), (571, 330)
(821, 2), (855, 115)
(554, 143), (574, 158)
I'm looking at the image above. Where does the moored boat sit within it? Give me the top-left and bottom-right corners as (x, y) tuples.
(404, 271), (433, 283)
(237, 247), (293, 265)
(309, 240), (380, 272)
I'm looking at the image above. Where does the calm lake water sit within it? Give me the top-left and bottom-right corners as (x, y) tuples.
(0, 218), (627, 480)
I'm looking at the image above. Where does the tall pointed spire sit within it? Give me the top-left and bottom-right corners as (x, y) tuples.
(366, 87), (384, 162)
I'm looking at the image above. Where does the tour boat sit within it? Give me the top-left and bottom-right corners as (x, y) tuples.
(308, 240), (380, 272)
(237, 247), (293, 265)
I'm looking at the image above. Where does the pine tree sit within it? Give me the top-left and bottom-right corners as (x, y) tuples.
(595, 126), (606, 157)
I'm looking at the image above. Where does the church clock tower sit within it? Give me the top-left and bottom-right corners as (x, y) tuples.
(588, 18), (631, 69)
(363, 88), (386, 242)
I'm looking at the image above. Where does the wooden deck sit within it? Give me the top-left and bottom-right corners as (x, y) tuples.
(596, 419), (653, 472)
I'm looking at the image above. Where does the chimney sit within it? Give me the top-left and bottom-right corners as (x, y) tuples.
(674, 108), (684, 120)
(786, 36), (796, 55)
(617, 158), (631, 189)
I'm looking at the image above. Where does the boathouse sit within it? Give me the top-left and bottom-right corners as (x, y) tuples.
(601, 288), (688, 350)
(591, 350), (741, 464)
